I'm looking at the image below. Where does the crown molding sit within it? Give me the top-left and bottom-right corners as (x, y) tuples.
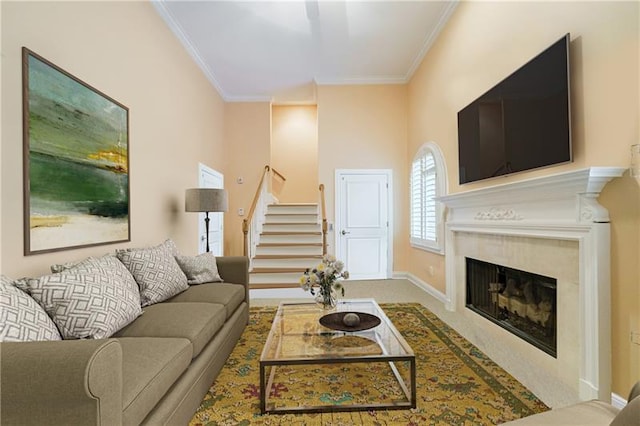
(152, 0), (229, 101)
(405, 1), (460, 81)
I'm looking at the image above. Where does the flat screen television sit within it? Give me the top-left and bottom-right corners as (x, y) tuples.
(457, 34), (572, 184)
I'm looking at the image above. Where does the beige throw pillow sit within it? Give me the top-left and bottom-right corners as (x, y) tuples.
(175, 252), (223, 285)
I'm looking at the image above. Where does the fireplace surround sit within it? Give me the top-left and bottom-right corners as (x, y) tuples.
(439, 167), (625, 401)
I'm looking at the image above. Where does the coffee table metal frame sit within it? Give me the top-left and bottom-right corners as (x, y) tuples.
(259, 298), (416, 414)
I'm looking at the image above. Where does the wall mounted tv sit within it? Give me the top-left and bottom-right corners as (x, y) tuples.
(458, 34), (572, 184)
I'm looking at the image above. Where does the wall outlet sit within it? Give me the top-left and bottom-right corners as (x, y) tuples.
(237, 177), (244, 184)
(238, 208), (245, 216)
(631, 331), (640, 345)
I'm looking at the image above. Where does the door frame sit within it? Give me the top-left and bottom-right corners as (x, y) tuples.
(198, 163), (224, 255)
(334, 169), (393, 279)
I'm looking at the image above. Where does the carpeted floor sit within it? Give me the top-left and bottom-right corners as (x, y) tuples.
(190, 303), (549, 425)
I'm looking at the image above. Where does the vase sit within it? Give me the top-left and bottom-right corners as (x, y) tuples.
(315, 289), (337, 310)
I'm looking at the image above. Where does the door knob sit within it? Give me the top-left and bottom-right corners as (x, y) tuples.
(341, 230), (350, 235)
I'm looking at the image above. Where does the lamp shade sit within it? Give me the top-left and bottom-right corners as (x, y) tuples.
(185, 188), (228, 213)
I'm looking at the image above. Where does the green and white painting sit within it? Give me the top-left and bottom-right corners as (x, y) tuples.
(23, 48), (130, 254)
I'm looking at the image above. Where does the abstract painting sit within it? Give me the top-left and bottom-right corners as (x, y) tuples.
(22, 48), (130, 255)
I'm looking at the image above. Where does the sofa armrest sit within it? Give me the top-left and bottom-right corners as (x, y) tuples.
(216, 256), (250, 303)
(1, 339), (123, 426)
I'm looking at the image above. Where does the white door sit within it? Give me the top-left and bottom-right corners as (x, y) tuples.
(335, 170), (392, 280)
(199, 164), (224, 255)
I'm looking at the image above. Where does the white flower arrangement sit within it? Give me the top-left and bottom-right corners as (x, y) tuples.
(300, 254), (349, 307)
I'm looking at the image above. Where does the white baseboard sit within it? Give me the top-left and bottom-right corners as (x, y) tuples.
(611, 392), (627, 409)
(393, 271), (448, 305)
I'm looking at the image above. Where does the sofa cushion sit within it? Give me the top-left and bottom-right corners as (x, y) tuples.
(503, 400), (619, 425)
(116, 240), (189, 307)
(166, 283), (244, 320)
(0, 275), (62, 342)
(610, 394), (640, 426)
(19, 256), (142, 340)
(174, 252), (222, 285)
(113, 302), (225, 358)
(117, 337), (192, 426)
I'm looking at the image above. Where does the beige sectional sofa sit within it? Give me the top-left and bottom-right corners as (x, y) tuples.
(502, 381), (640, 425)
(0, 255), (250, 426)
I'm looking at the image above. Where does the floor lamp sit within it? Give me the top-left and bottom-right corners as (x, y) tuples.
(185, 188), (228, 253)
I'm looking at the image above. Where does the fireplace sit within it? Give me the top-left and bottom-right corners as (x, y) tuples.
(465, 257), (557, 357)
(438, 167), (626, 400)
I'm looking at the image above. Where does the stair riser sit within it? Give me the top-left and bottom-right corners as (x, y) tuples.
(265, 214), (318, 224)
(249, 272), (304, 285)
(267, 205), (318, 215)
(259, 234), (322, 244)
(255, 246), (323, 256)
(252, 258), (321, 269)
(262, 224), (320, 233)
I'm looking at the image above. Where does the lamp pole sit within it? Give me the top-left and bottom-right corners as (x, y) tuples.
(204, 212), (210, 253)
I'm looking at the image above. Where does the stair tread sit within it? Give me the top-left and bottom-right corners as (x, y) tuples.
(263, 222), (319, 226)
(254, 254), (322, 259)
(265, 213), (317, 216)
(249, 283), (303, 289)
(269, 203), (317, 206)
(261, 231), (322, 235)
(258, 243), (323, 247)
(251, 267), (308, 273)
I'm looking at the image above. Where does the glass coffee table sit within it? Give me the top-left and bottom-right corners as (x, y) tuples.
(259, 298), (416, 414)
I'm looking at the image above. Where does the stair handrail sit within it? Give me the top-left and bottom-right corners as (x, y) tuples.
(319, 183), (328, 255)
(243, 166), (285, 261)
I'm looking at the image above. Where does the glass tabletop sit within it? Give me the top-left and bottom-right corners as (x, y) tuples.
(260, 298), (414, 363)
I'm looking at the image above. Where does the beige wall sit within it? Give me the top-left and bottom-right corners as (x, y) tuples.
(271, 105), (318, 203)
(407, 1), (639, 396)
(223, 102), (271, 256)
(1, 1), (225, 277)
(317, 85), (408, 269)
(0, 2), (3, 275)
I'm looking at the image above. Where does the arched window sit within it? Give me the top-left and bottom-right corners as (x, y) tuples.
(410, 142), (447, 254)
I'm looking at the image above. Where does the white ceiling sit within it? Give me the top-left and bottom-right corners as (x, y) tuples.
(153, 1), (458, 102)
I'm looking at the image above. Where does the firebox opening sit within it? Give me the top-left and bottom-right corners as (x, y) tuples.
(466, 257), (557, 357)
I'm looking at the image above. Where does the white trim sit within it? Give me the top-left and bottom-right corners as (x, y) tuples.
(152, 1), (229, 100)
(611, 392), (627, 410)
(314, 76), (407, 86)
(410, 142), (448, 255)
(335, 169), (393, 279)
(393, 271), (448, 304)
(405, 1), (460, 80)
(438, 166), (625, 402)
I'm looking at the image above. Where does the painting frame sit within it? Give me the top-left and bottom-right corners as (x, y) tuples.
(22, 47), (131, 255)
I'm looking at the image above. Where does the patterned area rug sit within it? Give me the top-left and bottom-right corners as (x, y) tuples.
(190, 303), (548, 425)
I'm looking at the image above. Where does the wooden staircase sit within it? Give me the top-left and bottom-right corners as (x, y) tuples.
(249, 203), (323, 289)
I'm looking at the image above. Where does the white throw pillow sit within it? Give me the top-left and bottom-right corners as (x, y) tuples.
(0, 275), (62, 342)
(175, 252), (223, 285)
(116, 239), (188, 306)
(19, 256), (142, 340)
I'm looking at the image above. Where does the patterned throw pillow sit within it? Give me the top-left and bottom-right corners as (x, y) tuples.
(50, 253), (115, 273)
(175, 252), (223, 285)
(20, 256), (143, 340)
(116, 240), (188, 306)
(0, 275), (62, 342)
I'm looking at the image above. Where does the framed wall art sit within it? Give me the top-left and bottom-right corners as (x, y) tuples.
(22, 47), (130, 255)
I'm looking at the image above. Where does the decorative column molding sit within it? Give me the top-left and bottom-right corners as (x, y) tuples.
(438, 167), (625, 402)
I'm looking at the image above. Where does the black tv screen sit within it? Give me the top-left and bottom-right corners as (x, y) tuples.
(458, 34), (572, 184)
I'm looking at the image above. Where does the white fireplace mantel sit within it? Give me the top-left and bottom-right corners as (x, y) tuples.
(438, 167), (626, 401)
